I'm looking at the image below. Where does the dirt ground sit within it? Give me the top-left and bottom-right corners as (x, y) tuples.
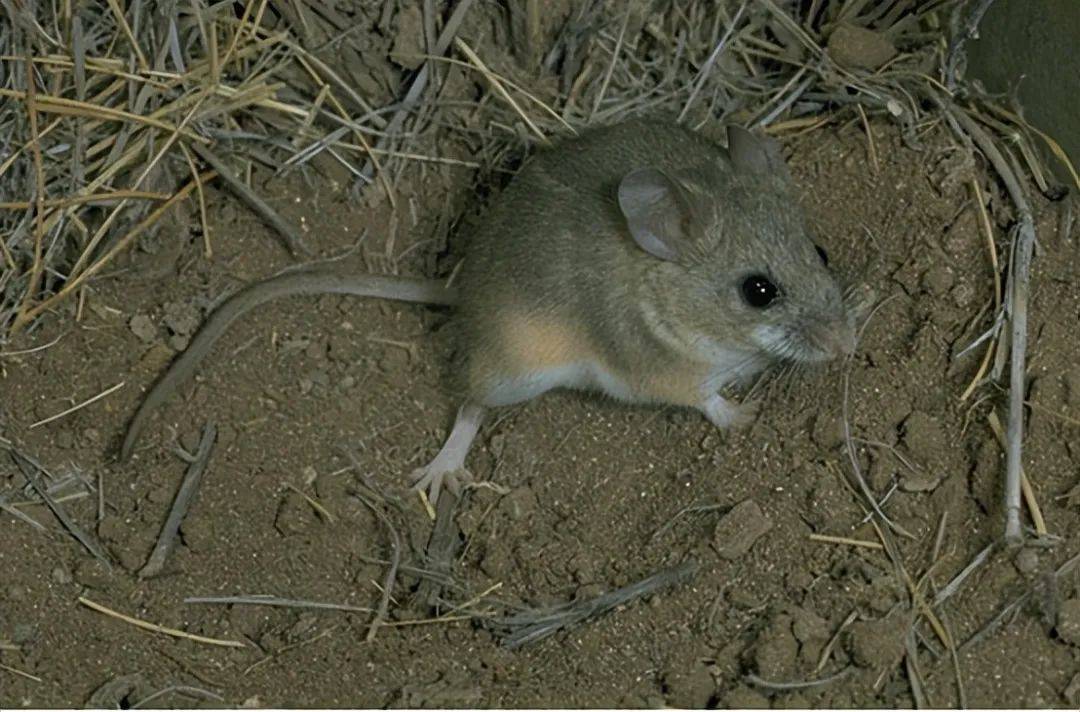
(3, 34), (1080, 712)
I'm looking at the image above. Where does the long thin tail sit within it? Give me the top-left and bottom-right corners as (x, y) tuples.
(120, 269), (457, 461)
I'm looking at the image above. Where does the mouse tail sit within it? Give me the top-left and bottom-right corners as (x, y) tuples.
(120, 269), (457, 461)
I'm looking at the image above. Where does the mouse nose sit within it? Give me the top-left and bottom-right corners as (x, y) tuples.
(809, 319), (857, 359)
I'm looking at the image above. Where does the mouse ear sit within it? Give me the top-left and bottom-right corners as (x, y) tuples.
(617, 168), (692, 261)
(727, 125), (788, 178)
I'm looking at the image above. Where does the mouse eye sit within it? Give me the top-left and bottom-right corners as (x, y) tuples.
(815, 244), (829, 266)
(741, 274), (779, 308)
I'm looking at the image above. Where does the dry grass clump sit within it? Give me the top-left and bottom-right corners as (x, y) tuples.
(0, 0), (391, 335)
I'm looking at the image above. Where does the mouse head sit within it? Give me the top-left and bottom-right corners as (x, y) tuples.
(617, 125), (855, 364)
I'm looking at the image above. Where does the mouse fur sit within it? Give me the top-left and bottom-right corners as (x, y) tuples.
(453, 118), (854, 420)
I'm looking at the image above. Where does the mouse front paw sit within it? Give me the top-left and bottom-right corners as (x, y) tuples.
(409, 463), (473, 505)
(701, 394), (759, 430)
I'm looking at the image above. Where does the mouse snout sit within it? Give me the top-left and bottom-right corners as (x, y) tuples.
(804, 317), (857, 360)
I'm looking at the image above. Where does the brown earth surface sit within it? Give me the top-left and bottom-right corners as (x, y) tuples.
(2, 29), (1080, 712)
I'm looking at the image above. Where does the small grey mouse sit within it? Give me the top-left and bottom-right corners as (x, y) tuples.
(121, 119), (856, 502)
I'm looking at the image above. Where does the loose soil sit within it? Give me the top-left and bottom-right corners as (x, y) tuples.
(2, 78), (1080, 712)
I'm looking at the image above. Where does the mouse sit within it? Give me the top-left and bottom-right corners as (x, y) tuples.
(120, 118), (857, 503)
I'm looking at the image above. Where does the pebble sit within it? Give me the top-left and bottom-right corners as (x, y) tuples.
(827, 23), (897, 70)
(848, 615), (906, 668)
(74, 560), (112, 589)
(389, 3), (425, 70)
(922, 264), (955, 296)
(901, 411), (946, 459)
(899, 467), (940, 493)
(162, 300), (201, 336)
(713, 500), (772, 560)
(180, 515), (215, 552)
(1013, 547), (1039, 575)
(1055, 598), (1080, 646)
(753, 613), (799, 680)
(662, 663), (715, 709)
(811, 411), (843, 449)
(129, 314), (157, 342)
(274, 492), (316, 536)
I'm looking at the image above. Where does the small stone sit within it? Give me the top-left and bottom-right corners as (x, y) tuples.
(51, 566), (72, 585)
(951, 282), (976, 308)
(138, 342), (175, 373)
(1014, 547), (1039, 575)
(713, 500), (772, 560)
(286, 613), (319, 642)
(117, 546), (145, 573)
(868, 455), (895, 492)
(662, 663), (715, 709)
(147, 484), (174, 505)
(811, 412), (843, 449)
(305, 341), (326, 360)
(848, 616), (906, 668)
(791, 607), (828, 646)
(480, 545), (512, 579)
(327, 332), (359, 363)
(97, 515), (127, 543)
(727, 586), (764, 611)
(129, 314), (157, 342)
(180, 515), (214, 552)
(899, 467), (941, 493)
(827, 23), (897, 70)
(389, 4), (425, 70)
(753, 613), (799, 680)
(922, 264), (954, 296)
(274, 492), (316, 536)
(500, 488), (537, 521)
(868, 590), (898, 614)
(568, 552), (597, 584)
(7, 584), (27, 601)
(162, 300), (201, 336)
(74, 560), (112, 589)
(168, 334), (190, 352)
(306, 369), (330, 388)
(1055, 598), (1080, 646)
(901, 411), (945, 459)
(786, 568), (813, 593)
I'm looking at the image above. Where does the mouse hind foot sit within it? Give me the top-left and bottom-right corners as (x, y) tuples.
(410, 402), (485, 504)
